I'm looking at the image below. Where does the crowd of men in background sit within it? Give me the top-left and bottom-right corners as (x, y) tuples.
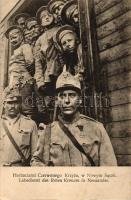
(4, 0), (81, 124)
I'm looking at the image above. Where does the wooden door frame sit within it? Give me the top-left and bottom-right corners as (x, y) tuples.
(78, 0), (100, 119)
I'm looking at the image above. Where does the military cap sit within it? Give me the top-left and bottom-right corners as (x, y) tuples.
(53, 25), (76, 50)
(56, 65), (81, 93)
(61, 0), (78, 24)
(48, 0), (65, 13)
(26, 17), (38, 29)
(36, 6), (49, 23)
(5, 25), (23, 39)
(2, 87), (22, 102)
(13, 13), (30, 24)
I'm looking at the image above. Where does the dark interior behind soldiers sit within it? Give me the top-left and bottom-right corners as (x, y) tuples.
(1, 0), (117, 167)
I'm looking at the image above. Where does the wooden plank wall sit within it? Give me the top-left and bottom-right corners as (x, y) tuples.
(94, 0), (131, 165)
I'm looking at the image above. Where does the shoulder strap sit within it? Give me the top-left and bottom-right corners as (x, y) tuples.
(2, 121), (27, 163)
(80, 114), (98, 123)
(58, 120), (95, 166)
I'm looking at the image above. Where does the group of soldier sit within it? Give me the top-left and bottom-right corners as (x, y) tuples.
(0, 0), (117, 167)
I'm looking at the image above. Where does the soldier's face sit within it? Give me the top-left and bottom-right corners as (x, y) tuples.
(17, 17), (26, 29)
(31, 24), (41, 39)
(9, 30), (23, 48)
(53, 2), (65, 21)
(40, 10), (54, 27)
(61, 32), (77, 53)
(27, 21), (41, 40)
(24, 29), (32, 44)
(71, 7), (79, 24)
(57, 89), (81, 116)
(4, 100), (20, 118)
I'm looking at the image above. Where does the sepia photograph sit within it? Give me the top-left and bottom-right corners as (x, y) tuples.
(0, 0), (131, 167)
(0, 0), (131, 199)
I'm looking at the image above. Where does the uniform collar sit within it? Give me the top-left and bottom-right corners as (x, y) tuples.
(58, 111), (81, 124)
(2, 114), (21, 124)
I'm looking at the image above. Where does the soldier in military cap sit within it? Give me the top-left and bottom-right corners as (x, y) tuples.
(13, 13), (30, 30)
(33, 6), (64, 123)
(31, 66), (117, 166)
(34, 6), (63, 92)
(26, 17), (41, 46)
(24, 28), (32, 45)
(0, 87), (38, 166)
(61, 0), (79, 30)
(54, 25), (83, 79)
(5, 25), (37, 118)
(5, 25), (34, 83)
(48, 0), (67, 25)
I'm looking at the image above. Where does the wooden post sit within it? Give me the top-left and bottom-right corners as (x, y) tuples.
(78, 0), (100, 119)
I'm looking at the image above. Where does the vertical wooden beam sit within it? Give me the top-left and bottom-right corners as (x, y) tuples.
(78, 0), (100, 119)
(78, 0), (94, 80)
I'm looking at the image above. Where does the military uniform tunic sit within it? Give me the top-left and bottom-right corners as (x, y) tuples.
(9, 43), (34, 87)
(34, 27), (63, 89)
(0, 114), (38, 166)
(31, 114), (117, 166)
